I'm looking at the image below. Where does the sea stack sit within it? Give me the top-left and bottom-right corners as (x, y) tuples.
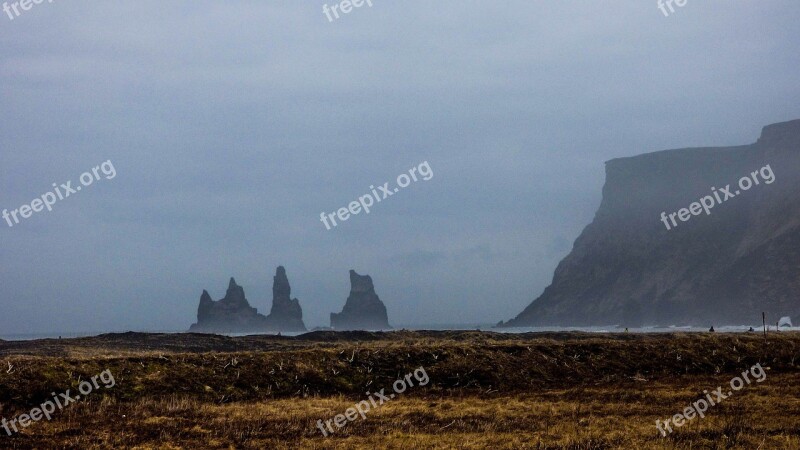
(265, 266), (307, 332)
(189, 278), (268, 333)
(330, 270), (391, 330)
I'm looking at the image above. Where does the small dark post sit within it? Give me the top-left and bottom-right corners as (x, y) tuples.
(762, 312), (767, 338)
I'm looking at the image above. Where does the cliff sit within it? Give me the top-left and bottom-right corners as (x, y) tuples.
(504, 119), (800, 327)
(330, 270), (391, 330)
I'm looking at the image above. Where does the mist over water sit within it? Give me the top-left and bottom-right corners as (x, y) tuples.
(1, 1), (799, 335)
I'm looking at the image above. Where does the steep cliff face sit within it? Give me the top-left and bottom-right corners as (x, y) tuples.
(265, 266), (307, 332)
(504, 119), (800, 327)
(330, 270), (391, 330)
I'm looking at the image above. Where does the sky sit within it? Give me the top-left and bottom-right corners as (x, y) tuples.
(1, 1), (799, 335)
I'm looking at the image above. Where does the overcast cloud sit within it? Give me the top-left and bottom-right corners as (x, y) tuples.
(1, 1), (799, 335)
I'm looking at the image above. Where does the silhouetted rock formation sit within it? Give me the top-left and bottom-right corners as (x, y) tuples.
(330, 270), (391, 330)
(265, 266), (306, 332)
(189, 269), (307, 333)
(189, 278), (268, 333)
(503, 119), (800, 327)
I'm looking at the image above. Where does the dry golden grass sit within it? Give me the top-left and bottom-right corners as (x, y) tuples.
(1, 331), (799, 449)
(2, 373), (798, 449)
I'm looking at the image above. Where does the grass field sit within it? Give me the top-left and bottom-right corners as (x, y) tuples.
(1, 331), (799, 449)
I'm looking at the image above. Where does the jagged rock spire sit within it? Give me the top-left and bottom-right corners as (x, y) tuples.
(189, 278), (263, 333)
(273, 266), (291, 301)
(266, 266), (306, 332)
(331, 270), (390, 330)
